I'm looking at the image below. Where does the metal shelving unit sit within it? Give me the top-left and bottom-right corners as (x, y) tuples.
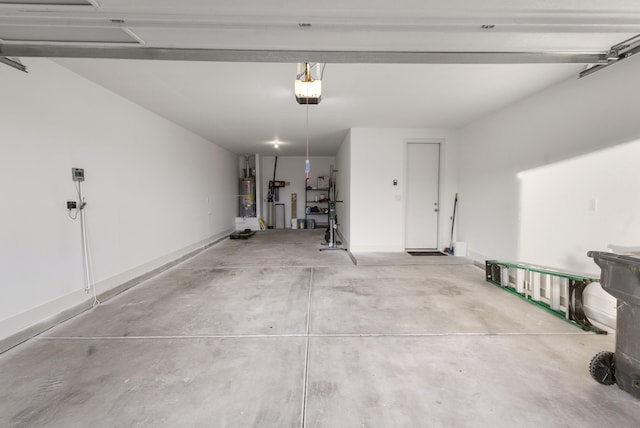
(304, 187), (329, 228)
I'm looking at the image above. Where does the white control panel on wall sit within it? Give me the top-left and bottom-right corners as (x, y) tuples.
(72, 167), (85, 182)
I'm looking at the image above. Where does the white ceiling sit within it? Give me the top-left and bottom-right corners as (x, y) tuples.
(2, 1), (640, 155)
(52, 59), (585, 156)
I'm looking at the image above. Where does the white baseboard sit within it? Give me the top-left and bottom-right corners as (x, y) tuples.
(349, 244), (404, 252)
(0, 228), (233, 354)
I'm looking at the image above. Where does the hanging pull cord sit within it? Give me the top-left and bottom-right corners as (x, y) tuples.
(305, 63), (310, 181)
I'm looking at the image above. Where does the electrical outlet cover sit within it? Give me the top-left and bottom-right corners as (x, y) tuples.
(72, 167), (85, 182)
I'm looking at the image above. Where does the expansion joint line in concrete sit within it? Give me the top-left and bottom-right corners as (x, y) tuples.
(35, 332), (595, 341)
(301, 266), (313, 428)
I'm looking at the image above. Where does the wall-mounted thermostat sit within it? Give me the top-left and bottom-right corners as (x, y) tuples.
(72, 168), (85, 182)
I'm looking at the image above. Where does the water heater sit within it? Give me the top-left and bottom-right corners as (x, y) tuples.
(239, 177), (256, 217)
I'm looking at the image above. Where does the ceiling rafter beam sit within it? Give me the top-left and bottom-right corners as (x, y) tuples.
(579, 33), (640, 78)
(2, 16), (640, 33)
(0, 45), (609, 64)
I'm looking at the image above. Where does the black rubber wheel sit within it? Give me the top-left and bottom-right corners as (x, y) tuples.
(589, 351), (616, 385)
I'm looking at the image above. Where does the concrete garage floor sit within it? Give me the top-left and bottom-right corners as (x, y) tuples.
(1, 230), (639, 427)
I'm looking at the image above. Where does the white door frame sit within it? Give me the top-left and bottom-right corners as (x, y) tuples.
(403, 139), (442, 250)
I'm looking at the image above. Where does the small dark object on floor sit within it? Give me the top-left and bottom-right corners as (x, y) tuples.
(230, 229), (256, 240)
(407, 251), (448, 256)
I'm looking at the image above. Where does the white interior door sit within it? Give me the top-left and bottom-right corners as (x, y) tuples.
(405, 142), (440, 249)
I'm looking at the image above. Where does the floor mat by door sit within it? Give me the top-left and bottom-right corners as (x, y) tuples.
(407, 251), (448, 256)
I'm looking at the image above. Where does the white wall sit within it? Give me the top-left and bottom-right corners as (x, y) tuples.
(260, 156), (336, 227)
(335, 131), (352, 248)
(519, 140), (640, 274)
(457, 54), (640, 328)
(0, 58), (238, 341)
(458, 54), (640, 264)
(348, 128), (458, 252)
